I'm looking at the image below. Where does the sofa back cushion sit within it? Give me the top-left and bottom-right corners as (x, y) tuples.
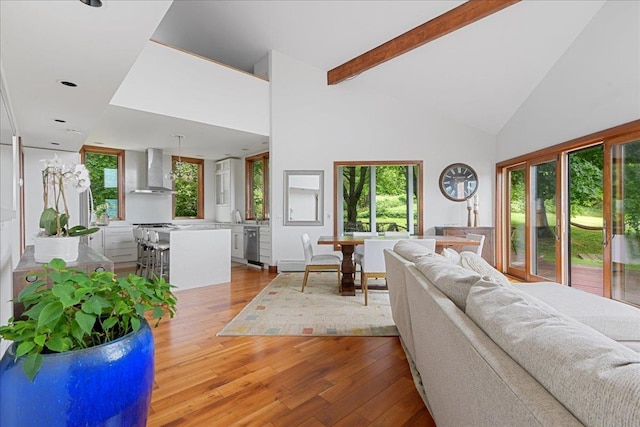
(466, 279), (640, 426)
(459, 251), (512, 287)
(415, 256), (482, 311)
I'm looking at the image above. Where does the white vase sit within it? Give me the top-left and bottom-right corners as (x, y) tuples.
(33, 235), (80, 263)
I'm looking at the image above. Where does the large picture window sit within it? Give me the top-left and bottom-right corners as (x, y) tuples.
(80, 146), (124, 220)
(334, 161), (423, 236)
(172, 156), (203, 219)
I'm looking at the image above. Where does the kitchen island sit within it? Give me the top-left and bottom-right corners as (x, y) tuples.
(156, 226), (230, 290)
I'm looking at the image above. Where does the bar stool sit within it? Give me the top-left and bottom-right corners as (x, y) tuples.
(133, 227), (151, 277)
(147, 230), (170, 280)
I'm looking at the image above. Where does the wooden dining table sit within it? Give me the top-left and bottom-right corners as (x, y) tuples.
(317, 235), (480, 296)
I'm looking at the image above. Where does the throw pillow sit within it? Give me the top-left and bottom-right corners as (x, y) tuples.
(459, 251), (511, 287)
(466, 278), (640, 427)
(441, 248), (461, 265)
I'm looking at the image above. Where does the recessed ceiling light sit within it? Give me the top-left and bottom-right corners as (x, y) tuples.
(50, 142), (60, 146)
(224, 154), (232, 157)
(66, 129), (82, 135)
(261, 141), (269, 145)
(54, 119), (66, 123)
(93, 142), (104, 145)
(241, 148), (249, 151)
(58, 80), (77, 87)
(79, 0), (102, 7)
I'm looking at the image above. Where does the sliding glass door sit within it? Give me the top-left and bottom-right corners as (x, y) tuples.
(609, 136), (640, 305)
(567, 146), (603, 295)
(530, 158), (560, 282)
(506, 166), (526, 274)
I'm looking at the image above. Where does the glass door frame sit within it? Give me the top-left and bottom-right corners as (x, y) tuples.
(496, 119), (640, 292)
(528, 155), (564, 283)
(603, 129), (640, 303)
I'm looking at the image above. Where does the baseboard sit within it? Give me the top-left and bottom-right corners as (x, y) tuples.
(278, 260), (306, 272)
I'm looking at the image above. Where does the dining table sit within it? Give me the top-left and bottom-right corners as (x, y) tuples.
(317, 235), (480, 296)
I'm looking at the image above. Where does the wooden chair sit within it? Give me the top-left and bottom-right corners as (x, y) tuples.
(354, 239), (399, 305)
(301, 233), (341, 292)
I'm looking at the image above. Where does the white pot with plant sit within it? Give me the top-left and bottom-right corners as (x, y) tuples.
(34, 154), (99, 263)
(94, 202), (110, 225)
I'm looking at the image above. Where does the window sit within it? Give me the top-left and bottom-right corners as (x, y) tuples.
(245, 152), (269, 220)
(172, 156), (203, 219)
(497, 121), (640, 306)
(80, 146), (124, 220)
(334, 161), (423, 235)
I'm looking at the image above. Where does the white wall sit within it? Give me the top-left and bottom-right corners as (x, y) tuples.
(111, 41), (270, 137)
(23, 148), (80, 245)
(496, 0), (640, 161)
(269, 51), (496, 265)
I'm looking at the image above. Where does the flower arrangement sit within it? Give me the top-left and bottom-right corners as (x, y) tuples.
(39, 154), (98, 237)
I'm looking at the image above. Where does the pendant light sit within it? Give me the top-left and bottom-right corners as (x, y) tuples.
(166, 134), (195, 182)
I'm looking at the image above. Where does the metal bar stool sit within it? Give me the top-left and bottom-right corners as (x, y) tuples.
(147, 230), (170, 280)
(133, 227), (151, 277)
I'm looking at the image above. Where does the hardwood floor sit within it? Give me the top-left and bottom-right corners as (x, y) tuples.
(141, 264), (434, 426)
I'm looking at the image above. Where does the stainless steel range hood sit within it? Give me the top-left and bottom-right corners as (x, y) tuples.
(131, 148), (176, 194)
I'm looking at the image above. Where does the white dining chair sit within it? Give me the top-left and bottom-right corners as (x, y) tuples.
(381, 231), (410, 237)
(403, 238), (436, 251)
(355, 239), (399, 305)
(461, 233), (485, 255)
(301, 233), (342, 292)
(352, 231), (379, 259)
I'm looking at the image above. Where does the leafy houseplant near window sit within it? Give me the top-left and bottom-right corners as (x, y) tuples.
(0, 258), (177, 426)
(35, 155), (99, 263)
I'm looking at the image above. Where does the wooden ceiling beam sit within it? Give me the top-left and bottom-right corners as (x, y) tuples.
(327, 0), (520, 85)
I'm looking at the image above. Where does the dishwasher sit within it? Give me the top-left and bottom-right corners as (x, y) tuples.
(244, 226), (260, 266)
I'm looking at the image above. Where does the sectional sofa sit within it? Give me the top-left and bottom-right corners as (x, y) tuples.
(384, 240), (640, 427)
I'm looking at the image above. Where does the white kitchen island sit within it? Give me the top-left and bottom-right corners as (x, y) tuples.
(156, 226), (230, 290)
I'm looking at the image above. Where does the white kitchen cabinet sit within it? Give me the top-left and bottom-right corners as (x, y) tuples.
(104, 226), (137, 263)
(231, 225), (244, 259)
(88, 228), (104, 254)
(259, 226), (271, 265)
(214, 158), (243, 223)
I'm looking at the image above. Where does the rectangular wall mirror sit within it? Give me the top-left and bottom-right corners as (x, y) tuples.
(284, 170), (323, 226)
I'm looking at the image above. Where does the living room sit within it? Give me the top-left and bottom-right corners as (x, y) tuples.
(0, 0), (639, 425)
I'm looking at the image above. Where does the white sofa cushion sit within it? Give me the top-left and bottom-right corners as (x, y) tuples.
(415, 256), (482, 311)
(466, 279), (640, 427)
(393, 240), (442, 264)
(441, 247), (461, 264)
(459, 251), (512, 287)
(515, 282), (640, 342)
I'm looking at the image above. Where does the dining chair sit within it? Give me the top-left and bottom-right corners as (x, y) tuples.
(381, 231), (410, 237)
(404, 238), (436, 251)
(355, 239), (399, 305)
(301, 233), (341, 292)
(461, 233), (485, 256)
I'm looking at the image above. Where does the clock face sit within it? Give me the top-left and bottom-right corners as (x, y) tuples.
(439, 163), (478, 201)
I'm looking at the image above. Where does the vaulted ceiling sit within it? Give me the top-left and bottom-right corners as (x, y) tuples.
(1, 0), (607, 159)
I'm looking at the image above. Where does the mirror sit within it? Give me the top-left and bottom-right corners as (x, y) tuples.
(284, 170), (323, 226)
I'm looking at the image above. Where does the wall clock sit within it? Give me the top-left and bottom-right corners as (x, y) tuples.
(439, 163), (478, 201)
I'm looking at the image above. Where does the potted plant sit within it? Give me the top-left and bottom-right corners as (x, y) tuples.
(35, 154), (99, 263)
(94, 201), (111, 225)
(0, 258), (177, 426)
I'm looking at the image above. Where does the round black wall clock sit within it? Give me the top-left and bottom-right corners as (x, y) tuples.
(439, 163), (478, 201)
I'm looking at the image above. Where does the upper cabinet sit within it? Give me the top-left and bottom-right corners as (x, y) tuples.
(215, 158), (243, 222)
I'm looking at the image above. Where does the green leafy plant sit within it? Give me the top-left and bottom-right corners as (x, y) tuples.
(39, 154), (98, 237)
(0, 258), (177, 381)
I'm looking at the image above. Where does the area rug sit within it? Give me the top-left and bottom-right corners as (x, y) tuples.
(217, 272), (398, 336)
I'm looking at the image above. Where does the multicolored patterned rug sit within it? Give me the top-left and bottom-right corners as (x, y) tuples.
(217, 272), (398, 336)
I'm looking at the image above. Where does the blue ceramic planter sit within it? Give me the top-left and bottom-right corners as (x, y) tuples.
(0, 319), (154, 427)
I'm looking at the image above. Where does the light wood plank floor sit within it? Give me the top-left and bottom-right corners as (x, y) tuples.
(139, 264), (434, 426)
